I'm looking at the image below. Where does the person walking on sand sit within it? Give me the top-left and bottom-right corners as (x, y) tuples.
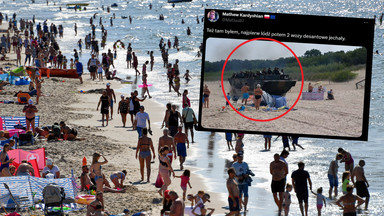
(23, 99), (38, 134)
(134, 106), (151, 138)
(254, 84), (263, 110)
(174, 126), (189, 170)
(241, 83), (250, 105)
(270, 153), (288, 216)
(150, 51), (154, 71)
(35, 75), (44, 105)
(158, 129), (177, 163)
(167, 104), (183, 137)
(117, 95), (129, 127)
(203, 84), (210, 108)
(291, 136), (304, 150)
(227, 167), (240, 216)
(75, 59), (84, 84)
(132, 52), (140, 76)
(158, 146), (176, 196)
(264, 134), (272, 150)
(291, 162), (312, 216)
(336, 185), (365, 216)
(106, 83), (116, 120)
(135, 128), (156, 182)
(328, 153), (343, 199)
(232, 152), (251, 212)
(351, 160), (370, 210)
(182, 103), (197, 143)
(90, 153), (108, 193)
(97, 90), (110, 127)
(338, 148), (354, 172)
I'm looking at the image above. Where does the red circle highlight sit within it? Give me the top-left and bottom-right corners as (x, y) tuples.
(221, 38), (304, 122)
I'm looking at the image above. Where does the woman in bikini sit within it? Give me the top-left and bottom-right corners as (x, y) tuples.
(109, 170), (127, 189)
(0, 144), (14, 177)
(90, 153), (108, 193)
(23, 99), (38, 133)
(35, 76), (44, 105)
(254, 84), (263, 110)
(117, 95), (129, 127)
(158, 146), (175, 196)
(135, 128), (156, 182)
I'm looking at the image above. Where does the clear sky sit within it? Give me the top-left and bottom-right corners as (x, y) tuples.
(205, 37), (362, 62)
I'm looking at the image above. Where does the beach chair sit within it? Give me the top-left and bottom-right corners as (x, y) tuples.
(3, 183), (31, 212)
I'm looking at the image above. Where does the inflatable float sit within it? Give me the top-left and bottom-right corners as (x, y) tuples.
(75, 194), (95, 205)
(39, 68), (79, 79)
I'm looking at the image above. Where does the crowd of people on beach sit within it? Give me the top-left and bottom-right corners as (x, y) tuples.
(224, 133), (370, 216)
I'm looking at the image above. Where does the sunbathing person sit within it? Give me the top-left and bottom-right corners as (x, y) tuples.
(110, 170), (127, 188)
(35, 127), (50, 138)
(60, 121), (80, 140)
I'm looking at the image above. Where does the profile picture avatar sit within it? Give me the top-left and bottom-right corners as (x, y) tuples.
(207, 10), (219, 22)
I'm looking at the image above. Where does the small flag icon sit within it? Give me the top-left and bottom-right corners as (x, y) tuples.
(270, 15), (276, 19)
(264, 15), (270, 19)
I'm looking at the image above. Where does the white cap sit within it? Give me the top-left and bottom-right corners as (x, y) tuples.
(46, 158), (53, 165)
(121, 94), (124, 98)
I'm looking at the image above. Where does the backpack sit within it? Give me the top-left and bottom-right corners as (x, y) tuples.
(43, 183), (63, 204)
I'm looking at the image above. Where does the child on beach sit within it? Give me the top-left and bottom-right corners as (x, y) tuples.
(311, 187), (326, 216)
(226, 92), (231, 108)
(283, 183), (292, 216)
(70, 58), (74, 69)
(174, 169), (192, 201)
(97, 63), (103, 81)
(342, 171), (351, 194)
(187, 190), (205, 209)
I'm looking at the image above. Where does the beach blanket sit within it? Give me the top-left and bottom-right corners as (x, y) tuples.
(1, 116), (40, 130)
(0, 176), (76, 209)
(7, 148), (46, 170)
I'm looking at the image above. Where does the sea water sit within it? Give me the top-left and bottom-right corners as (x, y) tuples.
(2, 0), (384, 215)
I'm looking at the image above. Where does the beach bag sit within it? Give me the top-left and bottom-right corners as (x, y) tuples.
(43, 183), (63, 204)
(155, 173), (164, 188)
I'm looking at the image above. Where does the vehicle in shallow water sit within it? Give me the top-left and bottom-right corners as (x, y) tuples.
(228, 71), (296, 97)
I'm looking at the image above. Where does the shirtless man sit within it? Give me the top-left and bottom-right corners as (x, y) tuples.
(174, 126), (189, 170)
(158, 129), (176, 163)
(351, 160), (370, 210)
(23, 99), (38, 133)
(166, 191), (184, 216)
(270, 153), (288, 215)
(227, 167), (240, 216)
(336, 185), (365, 216)
(87, 192), (107, 216)
(241, 83), (250, 105)
(308, 82), (313, 92)
(254, 84), (263, 110)
(16, 160), (35, 176)
(106, 83), (116, 119)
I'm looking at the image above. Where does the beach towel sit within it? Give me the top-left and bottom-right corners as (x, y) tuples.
(1, 116), (40, 130)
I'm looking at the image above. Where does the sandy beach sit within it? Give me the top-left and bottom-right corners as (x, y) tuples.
(201, 68), (366, 138)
